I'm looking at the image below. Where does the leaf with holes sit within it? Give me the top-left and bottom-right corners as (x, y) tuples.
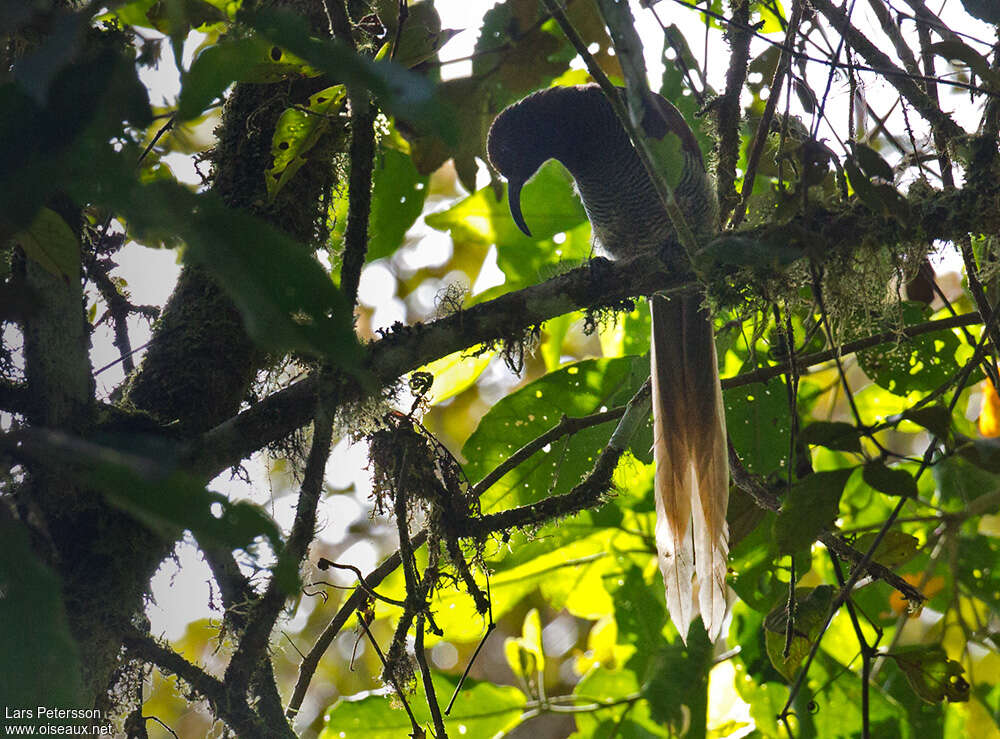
(178, 37), (320, 120)
(889, 646), (970, 703)
(462, 357), (646, 513)
(858, 302), (966, 396)
(267, 85), (345, 201)
(725, 380), (790, 476)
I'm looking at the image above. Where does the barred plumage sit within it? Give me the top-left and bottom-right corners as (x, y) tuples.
(488, 83), (730, 641)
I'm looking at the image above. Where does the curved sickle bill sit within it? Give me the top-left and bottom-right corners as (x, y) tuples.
(506, 181), (532, 237)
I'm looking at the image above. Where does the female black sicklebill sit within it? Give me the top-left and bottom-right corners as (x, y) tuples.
(487, 83), (728, 641)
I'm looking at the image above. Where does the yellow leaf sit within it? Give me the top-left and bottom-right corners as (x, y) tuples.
(979, 380), (1000, 437)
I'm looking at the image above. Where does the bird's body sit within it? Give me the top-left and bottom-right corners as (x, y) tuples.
(488, 83), (729, 640)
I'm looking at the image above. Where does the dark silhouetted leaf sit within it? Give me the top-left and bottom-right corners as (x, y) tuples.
(930, 40), (1000, 89)
(958, 0), (1000, 23)
(800, 421), (863, 452)
(241, 8), (456, 141)
(178, 37), (320, 120)
(0, 515), (84, 707)
(774, 468), (854, 554)
(900, 404), (952, 439)
(113, 182), (363, 369)
(862, 460), (918, 497)
(851, 142), (894, 181)
(889, 646), (970, 703)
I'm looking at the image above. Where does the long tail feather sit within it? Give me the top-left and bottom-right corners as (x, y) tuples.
(650, 293), (730, 641)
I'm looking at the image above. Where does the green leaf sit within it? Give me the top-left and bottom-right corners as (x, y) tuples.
(901, 404), (952, 439)
(889, 646), (970, 703)
(11, 207), (79, 280)
(728, 511), (781, 611)
(764, 585), (834, 680)
(391, 530), (617, 642)
(267, 85), (346, 201)
(613, 565), (667, 655)
(462, 357), (646, 512)
(725, 380), (791, 476)
(571, 665), (669, 737)
(660, 24), (715, 154)
(851, 141), (894, 181)
(773, 468), (854, 554)
(116, 182), (363, 368)
(0, 515), (84, 707)
(930, 40), (1000, 89)
(321, 673), (526, 738)
(415, 346), (495, 406)
(933, 456), (999, 507)
(852, 531), (919, 569)
(178, 37), (319, 120)
(844, 157), (908, 222)
(425, 160), (588, 264)
(367, 145), (429, 260)
(757, 0), (786, 33)
(862, 460), (918, 498)
(799, 421), (863, 453)
(856, 303), (964, 397)
(955, 536), (1000, 611)
(241, 8), (456, 141)
(375, 0), (459, 69)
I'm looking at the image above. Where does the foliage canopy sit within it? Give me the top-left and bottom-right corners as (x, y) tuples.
(3, 0), (1000, 737)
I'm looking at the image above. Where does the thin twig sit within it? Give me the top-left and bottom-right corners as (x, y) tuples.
(730, 0), (804, 228)
(286, 531), (427, 718)
(415, 613), (448, 738)
(810, 0), (965, 140)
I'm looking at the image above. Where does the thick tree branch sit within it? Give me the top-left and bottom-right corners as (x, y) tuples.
(186, 168), (999, 478)
(224, 401), (334, 701)
(185, 252), (679, 478)
(122, 630), (273, 737)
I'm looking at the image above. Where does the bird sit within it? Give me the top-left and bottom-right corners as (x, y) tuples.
(487, 83), (729, 641)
